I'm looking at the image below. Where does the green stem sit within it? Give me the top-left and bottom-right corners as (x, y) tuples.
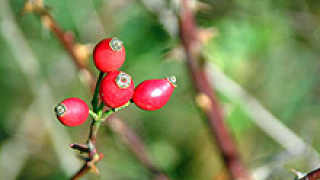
(92, 72), (105, 112)
(97, 102), (105, 118)
(87, 109), (114, 153)
(100, 109), (115, 121)
(89, 110), (98, 120)
(114, 101), (131, 112)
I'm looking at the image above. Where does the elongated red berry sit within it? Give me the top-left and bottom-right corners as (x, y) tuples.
(54, 97), (89, 126)
(99, 71), (134, 108)
(133, 76), (177, 111)
(93, 38), (125, 73)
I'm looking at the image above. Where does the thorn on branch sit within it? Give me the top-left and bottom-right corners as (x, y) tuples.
(70, 143), (90, 153)
(292, 167), (320, 180)
(292, 169), (306, 179)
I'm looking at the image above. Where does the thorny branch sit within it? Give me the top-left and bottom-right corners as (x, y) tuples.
(23, 1), (171, 179)
(178, 0), (251, 179)
(292, 168), (320, 180)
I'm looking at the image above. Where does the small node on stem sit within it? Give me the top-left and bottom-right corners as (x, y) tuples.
(21, 0), (45, 15)
(89, 110), (98, 120)
(92, 153), (100, 162)
(195, 93), (211, 111)
(87, 140), (96, 153)
(99, 109), (115, 122)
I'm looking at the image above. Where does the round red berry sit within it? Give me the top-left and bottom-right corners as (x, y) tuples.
(93, 38), (125, 73)
(132, 76), (177, 111)
(54, 97), (89, 126)
(99, 71), (134, 108)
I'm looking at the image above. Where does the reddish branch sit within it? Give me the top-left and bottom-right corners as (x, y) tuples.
(27, 1), (170, 179)
(110, 119), (170, 180)
(294, 168), (320, 180)
(70, 165), (90, 180)
(179, 0), (251, 179)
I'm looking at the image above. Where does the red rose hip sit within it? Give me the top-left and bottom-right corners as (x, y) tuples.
(133, 76), (177, 111)
(93, 38), (125, 72)
(54, 97), (89, 126)
(99, 71), (134, 108)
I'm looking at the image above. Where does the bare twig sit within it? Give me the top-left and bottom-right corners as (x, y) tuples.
(110, 119), (170, 180)
(178, 0), (250, 179)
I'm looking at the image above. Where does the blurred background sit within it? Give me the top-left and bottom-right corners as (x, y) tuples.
(1, 0), (320, 179)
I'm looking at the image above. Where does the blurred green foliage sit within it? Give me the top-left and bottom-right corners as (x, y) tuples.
(1, 0), (320, 179)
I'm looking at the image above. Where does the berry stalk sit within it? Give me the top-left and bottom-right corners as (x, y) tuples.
(70, 74), (114, 180)
(92, 72), (105, 112)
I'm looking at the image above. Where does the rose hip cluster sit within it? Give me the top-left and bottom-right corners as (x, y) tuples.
(54, 37), (177, 126)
